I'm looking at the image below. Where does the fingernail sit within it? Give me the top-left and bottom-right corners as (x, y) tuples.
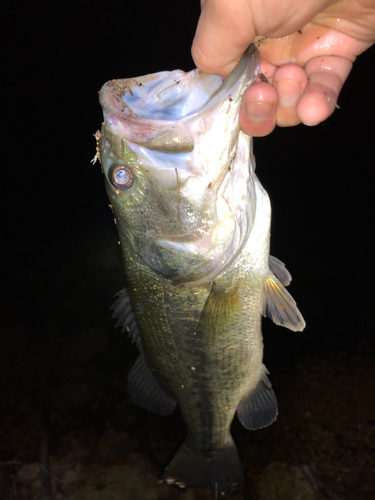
(245, 102), (274, 123)
(275, 80), (302, 107)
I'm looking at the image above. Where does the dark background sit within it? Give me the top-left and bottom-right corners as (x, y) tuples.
(2, 1), (375, 499)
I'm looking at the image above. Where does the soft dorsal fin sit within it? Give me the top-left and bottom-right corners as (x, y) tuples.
(128, 351), (177, 415)
(269, 255), (292, 287)
(237, 365), (278, 429)
(262, 270), (305, 332)
(111, 288), (141, 347)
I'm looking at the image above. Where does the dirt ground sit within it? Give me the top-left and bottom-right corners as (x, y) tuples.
(1, 224), (374, 500)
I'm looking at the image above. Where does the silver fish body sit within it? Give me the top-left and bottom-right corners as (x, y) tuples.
(97, 45), (305, 494)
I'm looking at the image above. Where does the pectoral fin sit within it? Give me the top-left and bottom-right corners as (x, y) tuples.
(237, 365), (278, 429)
(262, 270), (306, 332)
(128, 352), (177, 415)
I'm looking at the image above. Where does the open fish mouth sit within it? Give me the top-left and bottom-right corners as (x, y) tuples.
(99, 45), (258, 153)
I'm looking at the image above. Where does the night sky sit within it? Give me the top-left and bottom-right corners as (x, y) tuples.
(2, 0), (375, 452)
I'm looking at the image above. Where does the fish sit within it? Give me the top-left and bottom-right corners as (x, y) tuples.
(95, 44), (305, 494)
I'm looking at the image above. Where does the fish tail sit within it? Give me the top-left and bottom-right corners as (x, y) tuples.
(162, 438), (244, 494)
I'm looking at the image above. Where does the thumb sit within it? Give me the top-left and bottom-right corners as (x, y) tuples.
(191, 0), (256, 77)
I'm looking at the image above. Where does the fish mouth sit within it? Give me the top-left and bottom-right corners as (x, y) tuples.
(99, 45), (259, 153)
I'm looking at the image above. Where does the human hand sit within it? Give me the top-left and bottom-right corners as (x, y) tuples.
(192, 0), (375, 136)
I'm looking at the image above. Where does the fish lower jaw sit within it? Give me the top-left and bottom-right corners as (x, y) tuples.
(147, 224), (244, 286)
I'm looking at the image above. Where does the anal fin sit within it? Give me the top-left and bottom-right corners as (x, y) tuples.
(237, 364), (278, 430)
(128, 352), (177, 415)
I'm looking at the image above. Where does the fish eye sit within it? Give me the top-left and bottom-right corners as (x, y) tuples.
(110, 165), (134, 190)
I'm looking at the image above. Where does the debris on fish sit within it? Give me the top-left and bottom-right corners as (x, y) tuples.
(96, 44), (305, 495)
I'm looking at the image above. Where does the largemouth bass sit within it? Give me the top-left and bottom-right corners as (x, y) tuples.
(96, 45), (305, 494)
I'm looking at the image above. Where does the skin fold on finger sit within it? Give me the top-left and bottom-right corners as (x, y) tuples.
(297, 55), (353, 125)
(273, 64), (309, 127)
(239, 81), (278, 137)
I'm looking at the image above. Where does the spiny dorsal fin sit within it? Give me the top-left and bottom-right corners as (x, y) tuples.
(269, 255), (292, 286)
(111, 287), (141, 347)
(128, 352), (177, 415)
(237, 364), (278, 429)
(262, 270), (306, 332)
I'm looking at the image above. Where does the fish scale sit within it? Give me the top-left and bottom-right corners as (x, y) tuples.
(96, 45), (305, 494)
